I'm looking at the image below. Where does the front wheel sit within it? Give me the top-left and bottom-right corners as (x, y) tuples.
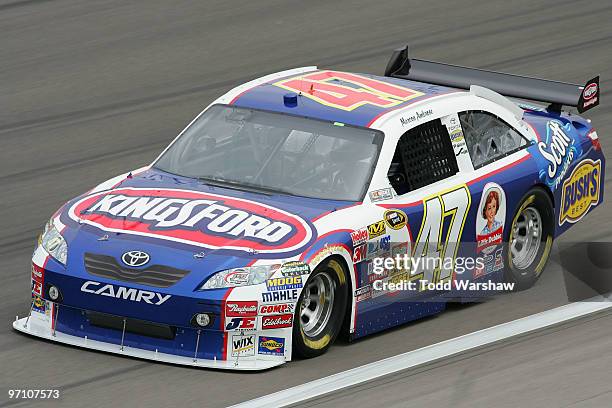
(292, 258), (348, 358)
(505, 188), (554, 290)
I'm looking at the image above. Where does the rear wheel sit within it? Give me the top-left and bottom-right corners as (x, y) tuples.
(293, 258), (348, 358)
(505, 188), (554, 290)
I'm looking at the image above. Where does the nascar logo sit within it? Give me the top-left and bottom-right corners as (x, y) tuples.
(559, 159), (601, 225)
(68, 188), (315, 254)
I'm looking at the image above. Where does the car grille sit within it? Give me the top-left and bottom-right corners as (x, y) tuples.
(87, 311), (176, 340)
(84, 253), (190, 288)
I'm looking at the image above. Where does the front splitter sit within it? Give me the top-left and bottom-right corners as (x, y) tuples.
(13, 316), (284, 371)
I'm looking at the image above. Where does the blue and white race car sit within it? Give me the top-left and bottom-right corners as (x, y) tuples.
(15, 46), (604, 370)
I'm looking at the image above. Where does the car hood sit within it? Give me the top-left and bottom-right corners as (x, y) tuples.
(55, 168), (351, 289)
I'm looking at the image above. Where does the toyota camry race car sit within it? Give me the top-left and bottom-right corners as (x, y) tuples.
(15, 46), (604, 370)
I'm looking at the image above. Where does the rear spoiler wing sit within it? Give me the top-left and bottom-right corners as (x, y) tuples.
(384, 45), (600, 113)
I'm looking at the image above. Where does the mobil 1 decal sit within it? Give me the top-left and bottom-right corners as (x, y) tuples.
(67, 187), (315, 256)
(538, 120), (581, 190)
(474, 183), (506, 278)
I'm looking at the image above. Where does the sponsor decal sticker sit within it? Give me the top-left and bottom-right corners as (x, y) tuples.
(559, 159), (601, 225)
(259, 303), (295, 315)
(367, 235), (391, 257)
(262, 289), (299, 303)
(68, 187), (315, 255)
(231, 334), (255, 357)
(225, 301), (258, 317)
(367, 220), (386, 239)
(474, 183), (506, 278)
(224, 269), (251, 286)
(384, 209), (407, 230)
(261, 314), (293, 329)
(266, 276), (302, 291)
(80, 281), (171, 305)
(258, 336), (285, 355)
(351, 228), (368, 246)
(32, 295), (46, 314)
(280, 261), (310, 277)
(538, 121), (581, 189)
(353, 244), (367, 264)
(369, 188), (394, 202)
(354, 285), (372, 302)
(31, 264), (44, 297)
(225, 317), (256, 331)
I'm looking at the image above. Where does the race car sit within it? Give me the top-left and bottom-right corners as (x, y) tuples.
(14, 45), (603, 370)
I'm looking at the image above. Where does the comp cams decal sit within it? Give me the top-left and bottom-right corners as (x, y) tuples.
(559, 159), (601, 225)
(68, 187), (316, 255)
(274, 70), (424, 111)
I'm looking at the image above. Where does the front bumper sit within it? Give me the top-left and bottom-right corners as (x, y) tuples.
(20, 245), (294, 370)
(13, 312), (282, 370)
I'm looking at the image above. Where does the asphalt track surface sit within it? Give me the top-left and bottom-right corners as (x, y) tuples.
(0, 0), (611, 407)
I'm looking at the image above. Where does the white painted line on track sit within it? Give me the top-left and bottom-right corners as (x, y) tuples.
(231, 295), (612, 408)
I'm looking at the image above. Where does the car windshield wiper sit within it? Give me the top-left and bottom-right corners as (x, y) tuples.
(197, 176), (298, 197)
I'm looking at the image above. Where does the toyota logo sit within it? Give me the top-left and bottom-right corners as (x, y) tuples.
(121, 251), (150, 267)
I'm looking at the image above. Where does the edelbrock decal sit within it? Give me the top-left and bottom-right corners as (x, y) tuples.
(68, 188), (316, 255)
(81, 281), (171, 305)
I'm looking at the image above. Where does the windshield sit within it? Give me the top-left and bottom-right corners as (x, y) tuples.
(154, 105), (383, 201)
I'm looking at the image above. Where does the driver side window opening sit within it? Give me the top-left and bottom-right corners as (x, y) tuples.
(387, 118), (459, 195)
(458, 111), (529, 169)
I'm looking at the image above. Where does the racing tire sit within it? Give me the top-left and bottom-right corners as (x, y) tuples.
(505, 188), (554, 290)
(293, 257), (349, 358)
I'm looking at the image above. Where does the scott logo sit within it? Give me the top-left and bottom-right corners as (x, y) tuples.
(538, 121), (580, 189)
(81, 281), (171, 305)
(559, 159), (601, 225)
(68, 188), (315, 255)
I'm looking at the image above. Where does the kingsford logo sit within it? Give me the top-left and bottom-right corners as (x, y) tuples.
(81, 281), (171, 305)
(68, 188), (315, 254)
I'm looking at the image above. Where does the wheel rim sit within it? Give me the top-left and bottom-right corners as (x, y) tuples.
(299, 272), (335, 338)
(510, 206), (543, 270)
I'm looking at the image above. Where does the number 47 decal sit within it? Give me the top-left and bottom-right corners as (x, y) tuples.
(411, 185), (471, 285)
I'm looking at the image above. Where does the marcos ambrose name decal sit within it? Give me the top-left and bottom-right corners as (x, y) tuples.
(68, 188), (315, 254)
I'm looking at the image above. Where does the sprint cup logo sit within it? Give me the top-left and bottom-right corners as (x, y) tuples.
(559, 159), (601, 225)
(68, 188), (315, 255)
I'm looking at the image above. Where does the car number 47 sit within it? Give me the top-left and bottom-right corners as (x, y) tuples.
(411, 185), (471, 285)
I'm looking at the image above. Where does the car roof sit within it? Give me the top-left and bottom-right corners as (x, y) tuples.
(228, 68), (458, 128)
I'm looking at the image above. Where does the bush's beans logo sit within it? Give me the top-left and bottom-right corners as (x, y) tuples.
(538, 121), (581, 189)
(261, 314), (293, 329)
(559, 159), (601, 225)
(384, 209), (407, 230)
(68, 188), (315, 255)
(367, 220), (386, 239)
(225, 301), (258, 317)
(259, 303), (294, 315)
(258, 336), (285, 355)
